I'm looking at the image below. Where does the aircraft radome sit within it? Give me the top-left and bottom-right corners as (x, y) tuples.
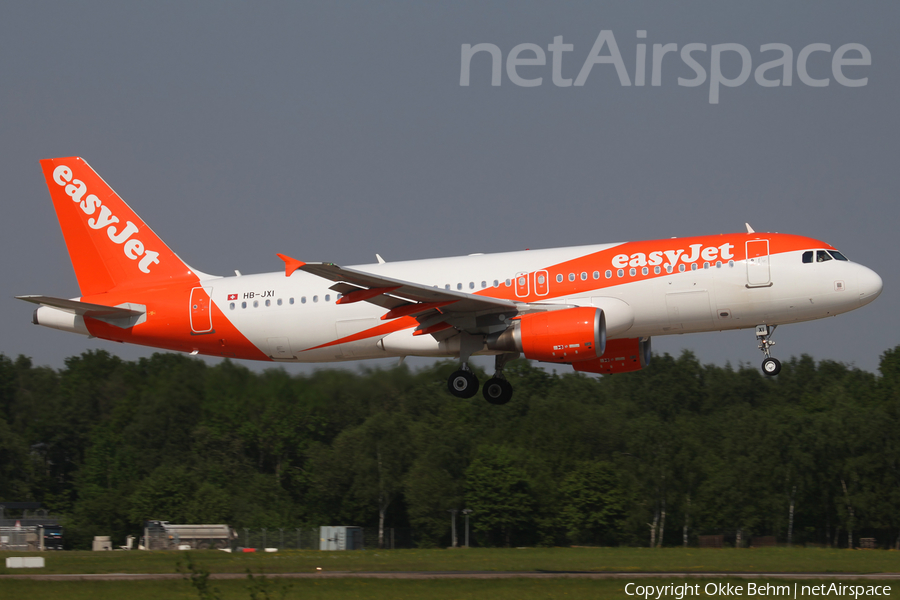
(19, 157), (883, 404)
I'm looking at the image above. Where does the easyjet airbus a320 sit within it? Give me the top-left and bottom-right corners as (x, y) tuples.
(20, 158), (883, 404)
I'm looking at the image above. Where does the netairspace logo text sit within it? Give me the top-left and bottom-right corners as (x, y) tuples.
(459, 31), (871, 104)
(624, 582), (891, 600)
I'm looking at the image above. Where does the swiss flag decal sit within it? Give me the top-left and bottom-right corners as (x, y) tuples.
(227, 294), (238, 301)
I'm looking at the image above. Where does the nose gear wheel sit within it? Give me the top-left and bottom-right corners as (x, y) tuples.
(756, 324), (781, 376)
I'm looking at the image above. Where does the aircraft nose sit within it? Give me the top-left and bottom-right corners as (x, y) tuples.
(857, 265), (883, 306)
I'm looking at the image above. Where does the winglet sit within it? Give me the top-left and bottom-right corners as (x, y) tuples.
(276, 253), (306, 277)
(745, 223), (755, 234)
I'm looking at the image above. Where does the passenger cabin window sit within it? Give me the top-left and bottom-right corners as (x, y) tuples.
(816, 250), (832, 263)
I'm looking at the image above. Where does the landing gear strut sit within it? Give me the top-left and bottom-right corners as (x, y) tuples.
(756, 324), (781, 376)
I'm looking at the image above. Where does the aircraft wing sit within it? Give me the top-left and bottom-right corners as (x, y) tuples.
(16, 295), (145, 318)
(277, 255), (560, 338)
(299, 262), (518, 313)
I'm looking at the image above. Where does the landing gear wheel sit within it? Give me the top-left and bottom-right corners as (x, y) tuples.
(482, 378), (513, 405)
(762, 357), (782, 376)
(448, 369), (479, 398)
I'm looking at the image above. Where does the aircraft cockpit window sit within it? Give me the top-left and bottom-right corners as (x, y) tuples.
(816, 250), (832, 263)
(829, 250), (849, 261)
(802, 251), (813, 263)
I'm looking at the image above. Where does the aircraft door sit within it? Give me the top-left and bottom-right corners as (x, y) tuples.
(746, 240), (771, 287)
(534, 270), (549, 296)
(514, 272), (530, 298)
(190, 287), (214, 334)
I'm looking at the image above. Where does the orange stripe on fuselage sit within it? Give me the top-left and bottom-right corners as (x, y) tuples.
(81, 283), (270, 361)
(302, 316), (419, 352)
(471, 232), (830, 304)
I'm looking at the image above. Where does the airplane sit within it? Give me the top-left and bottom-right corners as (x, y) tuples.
(19, 157), (883, 404)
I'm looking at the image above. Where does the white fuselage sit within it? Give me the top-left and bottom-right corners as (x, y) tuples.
(205, 241), (881, 362)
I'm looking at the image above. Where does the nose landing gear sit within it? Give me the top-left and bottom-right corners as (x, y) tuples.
(756, 324), (781, 376)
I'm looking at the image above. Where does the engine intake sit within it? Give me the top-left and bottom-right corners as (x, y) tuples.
(487, 307), (606, 363)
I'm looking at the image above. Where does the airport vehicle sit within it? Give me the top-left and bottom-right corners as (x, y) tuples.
(143, 520), (234, 550)
(19, 157), (883, 404)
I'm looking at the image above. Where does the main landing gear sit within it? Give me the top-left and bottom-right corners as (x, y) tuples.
(756, 324), (782, 376)
(447, 353), (516, 405)
(448, 365), (479, 398)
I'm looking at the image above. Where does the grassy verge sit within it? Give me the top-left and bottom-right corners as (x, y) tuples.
(1, 577), (899, 600)
(1, 547), (899, 575)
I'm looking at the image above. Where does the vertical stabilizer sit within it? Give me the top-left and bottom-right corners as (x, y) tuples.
(40, 157), (198, 296)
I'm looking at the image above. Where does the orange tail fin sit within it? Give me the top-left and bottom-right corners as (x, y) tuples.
(40, 157), (198, 296)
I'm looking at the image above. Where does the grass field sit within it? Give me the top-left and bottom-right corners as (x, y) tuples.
(2, 546), (899, 575)
(2, 548), (898, 600)
(2, 578), (898, 600)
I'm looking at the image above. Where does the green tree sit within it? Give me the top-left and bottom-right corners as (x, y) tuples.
(465, 445), (535, 546)
(559, 460), (626, 545)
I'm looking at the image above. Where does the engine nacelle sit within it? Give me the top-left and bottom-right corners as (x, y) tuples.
(487, 307), (606, 363)
(572, 337), (651, 375)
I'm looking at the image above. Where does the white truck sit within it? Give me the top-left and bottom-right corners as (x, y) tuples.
(143, 521), (235, 550)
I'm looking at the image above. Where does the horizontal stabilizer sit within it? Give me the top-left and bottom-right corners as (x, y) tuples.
(16, 295), (145, 319)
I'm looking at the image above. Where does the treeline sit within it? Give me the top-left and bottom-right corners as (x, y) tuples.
(1, 347), (899, 550)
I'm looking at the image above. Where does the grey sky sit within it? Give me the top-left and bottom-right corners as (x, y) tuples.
(2, 2), (896, 375)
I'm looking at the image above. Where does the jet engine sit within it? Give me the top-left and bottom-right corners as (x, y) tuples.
(487, 307), (606, 363)
(572, 337), (652, 374)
